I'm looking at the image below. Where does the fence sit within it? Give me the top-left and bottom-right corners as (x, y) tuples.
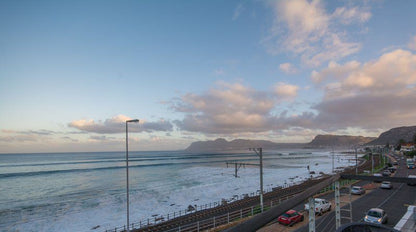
(105, 190), (299, 232)
(104, 182), (300, 232)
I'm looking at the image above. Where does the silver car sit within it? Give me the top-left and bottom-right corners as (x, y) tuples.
(364, 208), (388, 224)
(351, 186), (365, 195)
(380, 181), (392, 189)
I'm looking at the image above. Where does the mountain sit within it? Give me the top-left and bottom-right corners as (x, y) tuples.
(366, 126), (416, 146)
(184, 138), (305, 153)
(306, 135), (376, 148)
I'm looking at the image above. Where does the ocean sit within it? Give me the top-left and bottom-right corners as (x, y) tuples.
(0, 149), (355, 231)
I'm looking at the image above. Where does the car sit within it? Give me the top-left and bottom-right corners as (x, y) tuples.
(393, 161), (398, 165)
(364, 208), (388, 224)
(304, 198), (331, 215)
(351, 186), (366, 195)
(407, 175), (416, 186)
(277, 209), (304, 226)
(382, 170), (391, 177)
(373, 173), (382, 182)
(387, 167), (396, 173)
(380, 181), (392, 189)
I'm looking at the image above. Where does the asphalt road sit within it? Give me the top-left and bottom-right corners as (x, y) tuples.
(292, 154), (416, 232)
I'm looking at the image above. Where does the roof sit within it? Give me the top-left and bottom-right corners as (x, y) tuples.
(369, 208), (383, 213)
(286, 209), (296, 214)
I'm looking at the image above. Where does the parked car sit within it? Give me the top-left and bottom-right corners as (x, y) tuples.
(351, 186), (366, 195)
(364, 208), (388, 224)
(277, 209), (304, 226)
(304, 198), (331, 215)
(393, 161), (398, 165)
(387, 167), (396, 173)
(380, 181), (393, 189)
(407, 175), (416, 186)
(382, 170), (391, 177)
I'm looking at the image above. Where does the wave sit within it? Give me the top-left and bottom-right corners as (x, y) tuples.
(0, 153), (257, 169)
(0, 155), (308, 179)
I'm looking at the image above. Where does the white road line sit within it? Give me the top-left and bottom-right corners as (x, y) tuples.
(377, 183), (404, 208)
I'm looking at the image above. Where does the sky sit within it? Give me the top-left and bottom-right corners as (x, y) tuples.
(1, 0), (416, 153)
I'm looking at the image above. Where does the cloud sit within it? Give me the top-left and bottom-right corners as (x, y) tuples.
(171, 81), (313, 134)
(264, 0), (369, 67)
(279, 62), (298, 74)
(332, 6), (371, 25)
(409, 35), (416, 51)
(274, 82), (299, 100)
(0, 129), (57, 143)
(69, 115), (173, 134)
(232, 4), (244, 20)
(171, 49), (416, 138)
(311, 49), (416, 130)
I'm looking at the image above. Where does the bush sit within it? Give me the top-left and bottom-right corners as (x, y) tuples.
(405, 150), (416, 158)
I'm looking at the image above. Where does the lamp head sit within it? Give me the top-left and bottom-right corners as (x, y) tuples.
(127, 119), (140, 123)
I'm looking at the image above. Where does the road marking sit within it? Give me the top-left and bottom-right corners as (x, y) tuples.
(377, 183), (404, 208)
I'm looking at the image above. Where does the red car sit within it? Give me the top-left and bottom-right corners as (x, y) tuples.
(277, 209), (304, 226)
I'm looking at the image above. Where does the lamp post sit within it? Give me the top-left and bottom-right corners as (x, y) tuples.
(126, 119), (139, 232)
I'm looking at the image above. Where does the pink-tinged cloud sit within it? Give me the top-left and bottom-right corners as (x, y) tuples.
(312, 49), (416, 130)
(279, 63), (298, 74)
(408, 35), (416, 51)
(69, 115), (173, 134)
(274, 82), (299, 100)
(171, 82), (314, 134)
(264, 0), (369, 67)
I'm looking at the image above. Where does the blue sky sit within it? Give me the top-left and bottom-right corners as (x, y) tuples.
(1, 0), (416, 153)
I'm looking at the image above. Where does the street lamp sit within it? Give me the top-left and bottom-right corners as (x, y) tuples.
(126, 119), (139, 232)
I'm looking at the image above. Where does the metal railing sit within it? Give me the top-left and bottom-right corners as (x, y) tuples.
(104, 182), (300, 232)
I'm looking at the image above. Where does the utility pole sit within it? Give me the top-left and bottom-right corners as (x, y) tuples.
(249, 148), (264, 212)
(332, 147), (335, 173)
(355, 147), (358, 175)
(226, 162), (247, 178)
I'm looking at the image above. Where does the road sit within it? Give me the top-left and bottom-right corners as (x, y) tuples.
(292, 154), (416, 232)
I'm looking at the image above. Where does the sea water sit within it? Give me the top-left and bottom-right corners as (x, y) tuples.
(0, 150), (355, 231)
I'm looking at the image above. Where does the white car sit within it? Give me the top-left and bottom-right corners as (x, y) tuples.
(304, 198), (331, 215)
(380, 181), (393, 189)
(364, 208), (388, 224)
(408, 175), (416, 186)
(351, 186), (366, 195)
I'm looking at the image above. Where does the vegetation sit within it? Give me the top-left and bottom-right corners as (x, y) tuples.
(405, 150), (416, 158)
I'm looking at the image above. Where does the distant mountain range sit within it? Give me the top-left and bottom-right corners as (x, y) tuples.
(184, 125), (416, 152)
(305, 135), (376, 148)
(366, 126), (416, 146)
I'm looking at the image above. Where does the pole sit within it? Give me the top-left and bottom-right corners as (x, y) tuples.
(249, 148), (264, 212)
(125, 119), (139, 232)
(126, 121), (130, 232)
(332, 147), (334, 173)
(308, 197), (315, 232)
(371, 152), (374, 173)
(259, 148), (264, 212)
(355, 147), (358, 175)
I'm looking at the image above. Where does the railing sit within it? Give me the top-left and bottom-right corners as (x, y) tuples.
(106, 192), (300, 232)
(104, 182), (300, 232)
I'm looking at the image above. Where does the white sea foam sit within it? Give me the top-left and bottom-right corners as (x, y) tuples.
(5, 151), (355, 232)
